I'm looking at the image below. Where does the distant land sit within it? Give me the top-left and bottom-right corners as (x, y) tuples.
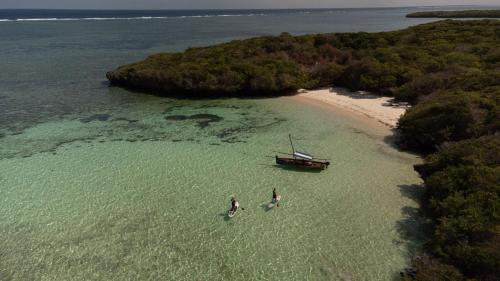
(108, 20), (500, 281)
(407, 9), (500, 18)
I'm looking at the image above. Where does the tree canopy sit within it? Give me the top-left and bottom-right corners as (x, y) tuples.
(407, 10), (500, 18)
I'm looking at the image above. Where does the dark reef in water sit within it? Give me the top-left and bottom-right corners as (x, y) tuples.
(112, 117), (139, 123)
(80, 114), (111, 123)
(165, 115), (188, 121)
(165, 113), (223, 128)
(0, 103), (285, 160)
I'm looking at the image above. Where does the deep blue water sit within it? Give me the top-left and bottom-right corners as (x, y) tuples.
(0, 6), (496, 21)
(0, 9), (324, 21)
(0, 6), (497, 133)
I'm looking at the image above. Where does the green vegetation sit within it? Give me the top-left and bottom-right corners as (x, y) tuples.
(108, 20), (500, 280)
(404, 137), (500, 280)
(407, 10), (500, 18)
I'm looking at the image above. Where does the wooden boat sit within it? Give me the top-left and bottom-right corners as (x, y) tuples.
(275, 135), (330, 171)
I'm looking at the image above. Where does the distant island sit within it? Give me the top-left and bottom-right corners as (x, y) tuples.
(407, 9), (500, 18)
(108, 20), (500, 281)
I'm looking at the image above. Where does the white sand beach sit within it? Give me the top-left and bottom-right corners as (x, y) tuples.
(294, 87), (410, 129)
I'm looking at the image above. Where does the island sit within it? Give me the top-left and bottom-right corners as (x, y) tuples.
(407, 9), (500, 18)
(108, 20), (500, 281)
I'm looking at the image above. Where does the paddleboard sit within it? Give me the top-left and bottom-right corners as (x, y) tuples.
(268, 195), (281, 209)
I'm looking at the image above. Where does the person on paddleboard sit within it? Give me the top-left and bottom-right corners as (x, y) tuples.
(272, 188), (280, 207)
(230, 197), (239, 213)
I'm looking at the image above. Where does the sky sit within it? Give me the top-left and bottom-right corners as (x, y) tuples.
(0, 0), (499, 10)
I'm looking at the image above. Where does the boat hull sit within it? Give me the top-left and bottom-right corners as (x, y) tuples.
(275, 156), (329, 170)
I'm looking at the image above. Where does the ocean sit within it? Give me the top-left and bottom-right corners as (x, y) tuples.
(0, 6), (492, 280)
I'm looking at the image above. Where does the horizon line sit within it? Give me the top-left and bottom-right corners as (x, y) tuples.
(1, 5), (499, 11)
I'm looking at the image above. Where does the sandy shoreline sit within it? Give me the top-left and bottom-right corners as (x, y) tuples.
(294, 87), (409, 129)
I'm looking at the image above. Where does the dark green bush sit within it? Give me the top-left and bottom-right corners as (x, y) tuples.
(412, 137), (500, 279)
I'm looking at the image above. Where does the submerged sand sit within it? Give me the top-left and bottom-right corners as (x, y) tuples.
(295, 88), (410, 128)
(0, 96), (425, 281)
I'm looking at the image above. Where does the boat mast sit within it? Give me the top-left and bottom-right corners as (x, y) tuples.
(289, 134), (296, 156)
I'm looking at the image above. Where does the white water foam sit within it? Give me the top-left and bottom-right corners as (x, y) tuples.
(0, 13), (269, 22)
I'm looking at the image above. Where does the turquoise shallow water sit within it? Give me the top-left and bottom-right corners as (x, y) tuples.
(0, 96), (426, 280)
